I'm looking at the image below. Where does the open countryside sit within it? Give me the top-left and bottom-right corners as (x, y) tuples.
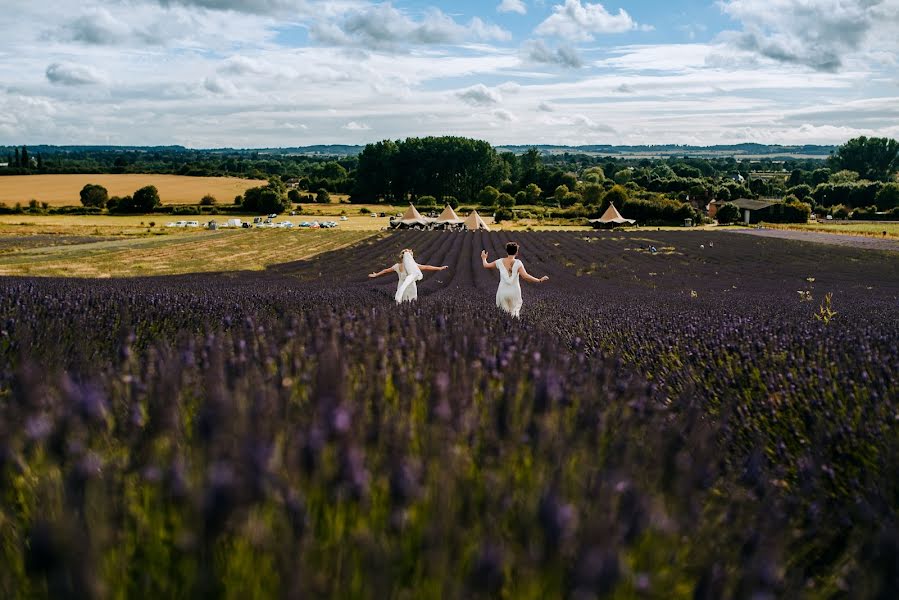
(3, 0), (899, 597)
(0, 174), (262, 206)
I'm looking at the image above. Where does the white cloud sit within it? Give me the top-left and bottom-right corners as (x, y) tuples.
(202, 76), (238, 95)
(537, 101), (556, 111)
(493, 108), (517, 121)
(311, 4), (510, 50)
(46, 62), (107, 86)
(456, 83), (502, 105)
(535, 0), (640, 41)
(522, 39), (582, 68)
(342, 121), (371, 130)
(716, 0), (898, 72)
(497, 0), (527, 15)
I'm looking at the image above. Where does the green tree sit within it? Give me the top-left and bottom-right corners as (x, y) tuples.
(287, 189), (301, 204)
(829, 169), (860, 184)
(875, 183), (899, 211)
(561, 191), (581, 208)
(829, 136), (899, 181)
(132, 185), (161, 212)
(14, 147), (20, 168)
(716, 202), (741, 224)
(601, 185), (629, 209)
(79, 184), (109, 208)
(200, 194), (217, 206)
(787, 184), (813, 201)
(524, 183), (542, 204)
(443, 195), (459, 209)
(519, 148), (542, 187)
(583, 183), (604, 206)
(560, 172), (578, 191)
(417, 195), (437, 207)
(20, 146), (29, 169)
(315, 189), (331, 204)
(478, 186), (500, 206)
(497, 192), (515, 208)
(553, 184), (569, 205)
(583, 166), (605, 183)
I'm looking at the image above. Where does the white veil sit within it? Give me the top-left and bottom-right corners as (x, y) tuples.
(395, 250), (423, 303)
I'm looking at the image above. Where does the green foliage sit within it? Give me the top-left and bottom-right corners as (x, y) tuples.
(601, 184), (629, 208)
(417, 195), (437, 207)
(493, 207), (514, 222)
(79, 183), (109, 208)
(199, 194), (217, 206)
(242, 180), (290, 214)
(110, 186), (161, 213)
(829, 169), (860, 184)
(787, 184), (813, 201)
(716, 202), (741, 224)
(524, 183), (542, 204)
(875, 182), (899, 211)
(478, 186), (500, 206)
(352, 136), (504, 204)
(315, 188), (331, 204)
(287, 189), (301, 204)
(560, 191), (581, 208)
(582, 183), (604, 206)
(553, 184), (569, 204)
(443, 195), (459, 209)
(497, 192), (515, 208)
(829, 136), (899, 181)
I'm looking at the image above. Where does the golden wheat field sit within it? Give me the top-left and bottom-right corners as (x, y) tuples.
(0, 174), (263, 206)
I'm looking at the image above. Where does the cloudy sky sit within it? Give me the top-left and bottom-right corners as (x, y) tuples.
(1, 0), (897, 147)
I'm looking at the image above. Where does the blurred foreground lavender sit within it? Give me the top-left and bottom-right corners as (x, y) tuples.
(1, 231), (897, 598)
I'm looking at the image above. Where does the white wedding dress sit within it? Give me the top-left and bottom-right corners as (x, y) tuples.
(394, 251), (422, 303)
(495, 258), (523, 318)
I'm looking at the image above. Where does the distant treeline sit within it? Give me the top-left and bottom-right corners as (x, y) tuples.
(2, 136), (896, 224)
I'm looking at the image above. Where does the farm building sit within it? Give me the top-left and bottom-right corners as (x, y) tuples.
(708, 198), (780, 224)
(589, 203), (635, 228)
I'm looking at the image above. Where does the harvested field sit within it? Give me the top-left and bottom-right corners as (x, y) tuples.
(0, 174), (263, 206)
(0, 229), (377, 277)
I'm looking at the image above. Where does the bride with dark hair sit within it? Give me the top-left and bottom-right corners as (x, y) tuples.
(369, 248), (448, 303)
(481, 241), (548, 318)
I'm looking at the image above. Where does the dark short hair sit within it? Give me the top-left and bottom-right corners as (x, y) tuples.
(505, 241), (519, 256)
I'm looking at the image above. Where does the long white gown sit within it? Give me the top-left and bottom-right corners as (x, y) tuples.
(394, 251), (422, 303)
(495, 258), (523, 318)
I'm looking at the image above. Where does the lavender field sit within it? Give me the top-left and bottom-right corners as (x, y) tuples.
(1, 230), (898, 598)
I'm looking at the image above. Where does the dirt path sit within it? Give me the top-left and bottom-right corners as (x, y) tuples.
(732, 228), (899, 252)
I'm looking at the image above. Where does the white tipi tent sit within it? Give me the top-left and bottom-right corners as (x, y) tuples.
(589, 202), (635, 227)
(393, 204), (431, 228)
(463, 210), (491, 231)
(435, 204), (463, 226)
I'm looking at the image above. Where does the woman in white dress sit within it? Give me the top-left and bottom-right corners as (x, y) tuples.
(481, 241), (548, 318)
(368, 248), (448, 303)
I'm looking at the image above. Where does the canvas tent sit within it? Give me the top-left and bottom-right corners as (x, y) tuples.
(463, 210), (491, 231)
(392, 204), (432, 229)
(589, 203), (635, 228)
(435, 205), (463, 227)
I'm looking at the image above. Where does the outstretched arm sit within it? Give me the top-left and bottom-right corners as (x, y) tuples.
(519, 264), (549, 284)
(368, 266), (395, 278)
(480, 250), (495, 269)
(419, 264), (449, 272)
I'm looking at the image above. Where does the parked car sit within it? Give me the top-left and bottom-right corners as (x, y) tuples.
(340, 215), (348, 221)
(186, 221), (200, 227)
(268, 213), (278, 219)
(242, 222), (251, 228)
(370, 213), (378, 218)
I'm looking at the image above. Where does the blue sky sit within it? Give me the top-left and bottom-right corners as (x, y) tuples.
(1, 1), (897, 147)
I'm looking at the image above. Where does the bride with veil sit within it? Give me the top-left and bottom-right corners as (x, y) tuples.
(481, 241), (548, 318)
(369, 248), (448, 303)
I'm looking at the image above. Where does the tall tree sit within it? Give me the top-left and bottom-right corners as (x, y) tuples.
(20, 146), (29, 169)
(829, 136), (899, 181)
(14, 147), (20, 168)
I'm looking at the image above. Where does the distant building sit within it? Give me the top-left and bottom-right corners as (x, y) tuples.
(708, 198), (780, 224)
(0, 162), (8, 168)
